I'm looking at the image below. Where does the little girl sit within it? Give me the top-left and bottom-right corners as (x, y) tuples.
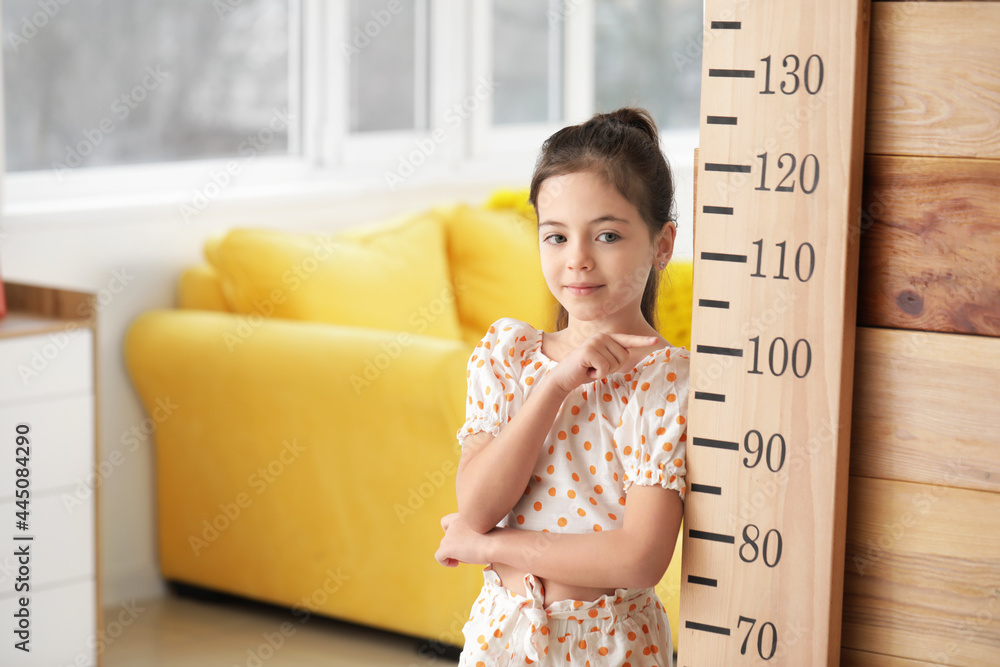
(435, 107), (688, 666)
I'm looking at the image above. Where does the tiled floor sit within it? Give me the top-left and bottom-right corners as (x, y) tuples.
(103, 588), (461, 666)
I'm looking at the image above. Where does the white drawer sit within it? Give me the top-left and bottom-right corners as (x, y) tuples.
(0, 578), (97, 666)
(0, 327), (93, 404)
(0, 395), (95, 499)
(0, 492), (95, 591)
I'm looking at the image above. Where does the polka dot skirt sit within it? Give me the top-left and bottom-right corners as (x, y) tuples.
(459, 568), (673, 666)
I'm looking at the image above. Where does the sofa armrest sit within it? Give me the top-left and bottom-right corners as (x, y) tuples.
(123, 309), (480, 643)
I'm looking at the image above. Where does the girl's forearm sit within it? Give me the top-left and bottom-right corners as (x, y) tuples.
(457, 374), (570, 533)
(484, 526), (669, 590)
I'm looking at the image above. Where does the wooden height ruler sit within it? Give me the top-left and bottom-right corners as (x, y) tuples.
(678, 1), (870, 665)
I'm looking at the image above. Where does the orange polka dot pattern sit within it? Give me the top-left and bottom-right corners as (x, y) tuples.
(459, 569), (673, 666)
(457, 317), (690, 537)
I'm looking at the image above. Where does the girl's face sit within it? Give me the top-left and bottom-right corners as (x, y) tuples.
(536, 170), (672, 330)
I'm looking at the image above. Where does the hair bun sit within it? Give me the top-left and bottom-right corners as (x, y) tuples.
(605, 107), (660, 149)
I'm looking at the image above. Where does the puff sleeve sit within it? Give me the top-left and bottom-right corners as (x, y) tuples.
(616, 349), (691, 502)
(455, 318), (529, 449)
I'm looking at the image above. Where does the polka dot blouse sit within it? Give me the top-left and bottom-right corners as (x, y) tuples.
(456, 317), (690, 533)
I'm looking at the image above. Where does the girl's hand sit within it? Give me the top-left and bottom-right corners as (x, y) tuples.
(548, 333), (660, 394)
(435, 513), (492, 567)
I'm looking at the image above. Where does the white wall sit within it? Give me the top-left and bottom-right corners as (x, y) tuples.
(0, 163), (694, 608)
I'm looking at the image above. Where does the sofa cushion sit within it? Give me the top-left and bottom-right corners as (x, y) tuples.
(205, 213), (463, 340)
(656, 260), (693, 350)
(441, 203), (557, 344)
(178, 264), (231, 312)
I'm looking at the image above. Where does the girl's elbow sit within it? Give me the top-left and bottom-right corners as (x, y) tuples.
(630, 546), (673, 589)
(637, 558), (671, 589)
(455, 501), (498, 534)
(466, 515), (497, 535)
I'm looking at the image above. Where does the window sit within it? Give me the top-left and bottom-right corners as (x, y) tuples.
(488, 0), (703, 132)
(594, 0), (701, 130)
(492, 0), (561, 125)
(478, 0), (702, 161)
(3, 0), (701, 206)
(347, 0), (427, 133)
(3, 0), (291, 173)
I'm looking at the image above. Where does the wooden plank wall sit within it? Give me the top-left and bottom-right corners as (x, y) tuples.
(841, 3), (1000, 666)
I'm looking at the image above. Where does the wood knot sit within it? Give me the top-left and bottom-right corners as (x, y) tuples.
(896, 289), (923, 316)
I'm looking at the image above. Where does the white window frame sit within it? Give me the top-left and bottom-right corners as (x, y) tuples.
(3, 0), (699, 221)
(469, 0), (593, 159)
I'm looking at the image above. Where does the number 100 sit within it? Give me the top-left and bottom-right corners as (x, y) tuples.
(748, 336), (812, 378)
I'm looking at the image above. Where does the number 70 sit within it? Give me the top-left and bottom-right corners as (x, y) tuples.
(738, 615), (778, 660)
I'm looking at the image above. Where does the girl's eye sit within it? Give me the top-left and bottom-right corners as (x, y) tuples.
(598, 232), (620, 243)
(543, 234), (566, 244)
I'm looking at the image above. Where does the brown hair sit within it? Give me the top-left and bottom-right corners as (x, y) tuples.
(528, 107), (677, 332)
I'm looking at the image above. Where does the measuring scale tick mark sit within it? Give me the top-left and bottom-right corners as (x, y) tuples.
(693, 391), (726, 402)
(690, 483), (722, 495)
(701, 251), (747, 263)
(704, 162), (751, 173)
(685, 621), (731, 636)
(692, 437), (738, 451)
(689, 529), (735, 544)
(696, 345), (743, 357)
(709, 20), (741, 29)
(686, 575), (718, 587)
(698, 299), (730, 309)
(701, 205), (734, 215)
(708, 68), (755, 79)
(706, 115), (738, 125)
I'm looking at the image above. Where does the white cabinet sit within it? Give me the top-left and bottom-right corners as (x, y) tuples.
(0, 283), (99, 666)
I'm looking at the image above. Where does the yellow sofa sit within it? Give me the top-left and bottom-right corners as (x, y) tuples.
(123, 193), (693, 649)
